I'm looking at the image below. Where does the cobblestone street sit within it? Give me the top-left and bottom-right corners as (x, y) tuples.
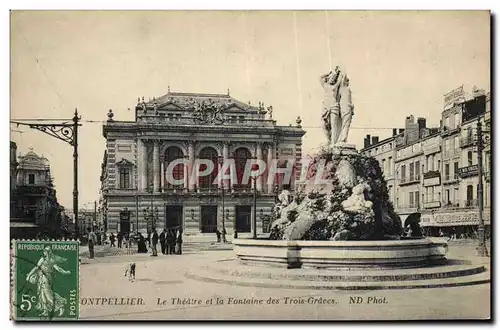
(79, 240), (490, 320)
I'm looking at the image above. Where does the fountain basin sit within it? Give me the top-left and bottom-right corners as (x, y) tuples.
(233, 238), (448, 269)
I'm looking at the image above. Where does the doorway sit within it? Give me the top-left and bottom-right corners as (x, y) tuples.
(165, 205), (183, 230)
(235, 205), (251, 233)
(200, 205), (217, 233)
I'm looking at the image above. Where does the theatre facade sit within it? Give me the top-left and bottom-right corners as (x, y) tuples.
(100, 91), (305, 237)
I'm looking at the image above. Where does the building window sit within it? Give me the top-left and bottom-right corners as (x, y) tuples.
(119, 168), (130, 189)
(409, 162), (415, 181)
(445, 189), (450, 205)
(454, 161), (459, 179)
(454, 112), (460, 128)
(234, 147), (252, 189)
(381, 159), (386, 173)
(388, 157), (392, 175)
(444, 116), (450, 130)
(199, 147), (219, 189)
(454, 187), (459, 205)
(415, 161), (420, 180)
(164, 146), (185, 189)
(28, 173), (35, 184)
(409, 192), (414, 208)
(401, 165), (406, 182)
(468, 151), (473, 166)
(444, 163), (450, 181)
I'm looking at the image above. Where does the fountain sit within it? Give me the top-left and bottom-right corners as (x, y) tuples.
(187, 68), (489, 290)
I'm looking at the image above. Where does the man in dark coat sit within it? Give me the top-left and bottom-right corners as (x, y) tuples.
(117, 232), (123, 248)
(175, 230), (183, 255)
(151, 229), (159, 257)
(159, 229), (167, 255)
(166, 229), (175, 255)
(137, 233), (148, 253)
(109, 233), (116, 247)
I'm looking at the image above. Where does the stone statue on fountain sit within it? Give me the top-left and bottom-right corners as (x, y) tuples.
(320, 66), (356, 154)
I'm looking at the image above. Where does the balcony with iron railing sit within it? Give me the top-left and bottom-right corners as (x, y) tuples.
(464, 199), (479, 208)
(460, 135), (478, 148)
(443, 173), (460, 184)
(398, 174), (421, 186)
(442, 200), (460, 208)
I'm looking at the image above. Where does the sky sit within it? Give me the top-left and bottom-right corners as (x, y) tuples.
(10, 10), (490, 210)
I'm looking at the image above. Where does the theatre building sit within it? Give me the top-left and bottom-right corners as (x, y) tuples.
(101, 90), (305, 237)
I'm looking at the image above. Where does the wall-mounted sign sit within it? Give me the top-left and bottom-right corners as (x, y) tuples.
(434, 210), (490, 225)
(423, 177), (441, 187)
(458, 165), (479, 178)
(444, 86), (465, 107)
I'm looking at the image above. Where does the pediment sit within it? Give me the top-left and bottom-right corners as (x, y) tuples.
(157, 102), (184, 111)
(116, 158), (135, 167)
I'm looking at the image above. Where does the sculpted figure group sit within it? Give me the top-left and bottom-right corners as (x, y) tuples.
(320, 66), (355, 149)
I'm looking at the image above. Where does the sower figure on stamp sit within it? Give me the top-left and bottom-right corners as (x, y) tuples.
(25, 245), (71, 317)
(320, 66), (355, 149)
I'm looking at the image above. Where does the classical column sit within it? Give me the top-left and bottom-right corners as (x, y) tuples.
(138, 139), (148, 191)
(223, 141), (229, 190)
(188, 141), (195, 191)
(183, 156), (188, 190)
(267, 142), (275, 193)
(153, 140), (160, 192)
(137, 138), (143, 191)
(256, 142), (263, 192)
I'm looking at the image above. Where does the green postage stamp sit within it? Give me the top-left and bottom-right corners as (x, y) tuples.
(11, 240), (79, 321)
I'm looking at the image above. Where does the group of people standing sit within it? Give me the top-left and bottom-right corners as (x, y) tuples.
(108, 232), (130, 248)
(107, 228), (183, 257)
(153, 228), (182, 256)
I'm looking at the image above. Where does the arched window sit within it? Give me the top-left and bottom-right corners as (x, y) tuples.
(164, 146), (184, 189)
(199, 147), (218, 189)
(234, 147), (251, 188)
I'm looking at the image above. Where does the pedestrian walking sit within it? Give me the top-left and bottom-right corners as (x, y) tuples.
(159, 228), (166, 255)
(88, 228), (97, 259)
(151, 229), (159, 257)
(175, 230), (183, 255)
(110, 233), (116, 247)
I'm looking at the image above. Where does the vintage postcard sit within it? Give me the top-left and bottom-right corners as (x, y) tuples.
(9, 10), (491, 321)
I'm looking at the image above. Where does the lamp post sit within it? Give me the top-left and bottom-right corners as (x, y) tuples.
(476, 117), (489, 257)
(143, 184), (158, 233)
(10, 109), (82, 237)
(218, 156), (227, 243)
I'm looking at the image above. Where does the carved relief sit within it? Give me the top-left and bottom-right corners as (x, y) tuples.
(185, 98), (227, 125)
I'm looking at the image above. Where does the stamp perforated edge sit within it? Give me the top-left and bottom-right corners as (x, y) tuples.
(10, 239), (81, 321)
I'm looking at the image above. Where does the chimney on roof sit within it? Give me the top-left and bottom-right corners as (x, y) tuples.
(392, 128), (397, 136)
(372, 136), (379, 145)
(364, 134), (371, 148)
(399, 129), (405, 134)
(417, 117), (427, 131)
